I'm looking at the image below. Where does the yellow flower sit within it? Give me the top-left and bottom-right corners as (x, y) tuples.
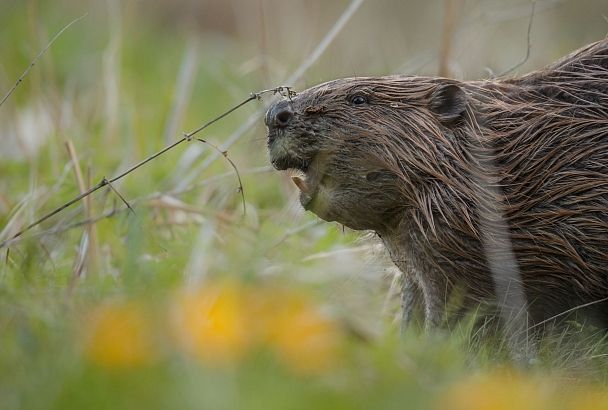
(172, 282), (249, 365)
(441, 369), (608, 410)
(84, 300), (155, 369)
(566, 386), (608, 410)
(171, 282), (342, 373)
(438, 370), (557, 410)
(264, 292), (341, 375)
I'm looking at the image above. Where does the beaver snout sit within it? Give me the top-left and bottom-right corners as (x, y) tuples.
(265, 100), (293, 129)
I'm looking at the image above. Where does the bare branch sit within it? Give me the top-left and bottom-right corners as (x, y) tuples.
(0, 167), (272, 248)
(0, 87), (291, 249)
(195, 138), (247, 216)
(103, 178), (135, 214)
(0, 13), (88, 108)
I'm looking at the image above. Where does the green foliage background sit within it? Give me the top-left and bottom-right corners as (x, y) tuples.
(1, 1), (608, 409)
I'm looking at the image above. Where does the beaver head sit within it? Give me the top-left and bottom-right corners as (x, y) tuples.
(266, 76), (470, 232)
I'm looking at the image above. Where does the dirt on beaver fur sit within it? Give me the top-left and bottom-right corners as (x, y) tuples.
(266, 38), (608, 335)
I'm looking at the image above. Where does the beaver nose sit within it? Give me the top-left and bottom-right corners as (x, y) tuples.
(265, 100), (293, 129)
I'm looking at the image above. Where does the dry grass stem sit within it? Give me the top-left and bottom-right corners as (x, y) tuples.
(0, 13), (87, 109)
(195, 138), (246, 216)
(65, 140), (94, 281)
(498, 1), (536, 77)
(438, 0), (460, 77)
(0, 87), (292, 249)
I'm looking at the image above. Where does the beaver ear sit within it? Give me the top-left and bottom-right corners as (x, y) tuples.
(429, 83), (467, 122)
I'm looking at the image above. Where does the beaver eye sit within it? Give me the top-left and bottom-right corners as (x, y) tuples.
(350, 95), (368, 106)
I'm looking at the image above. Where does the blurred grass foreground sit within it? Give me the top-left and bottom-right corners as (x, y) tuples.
(1, 0), (608, 409)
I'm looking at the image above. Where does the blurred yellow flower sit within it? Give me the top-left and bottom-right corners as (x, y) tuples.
(439, 370), (608, 410)
(171, 282), (342, 374)
(566, 386), (608, 410)
(264, 292), (341, 375)
(439, 370), (555, 410)
(84, 301), (155, 369)
(172, 282), (249, 365)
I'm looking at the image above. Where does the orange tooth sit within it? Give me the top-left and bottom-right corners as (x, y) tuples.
(291, 176), (310, 193)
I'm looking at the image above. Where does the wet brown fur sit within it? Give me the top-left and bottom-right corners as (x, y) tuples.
(266, 39), (608, 329)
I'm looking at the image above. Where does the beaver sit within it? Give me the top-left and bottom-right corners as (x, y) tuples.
(265, 39), (608, 332)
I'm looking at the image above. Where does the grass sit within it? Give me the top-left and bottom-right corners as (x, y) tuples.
(1, 1), (608, 409)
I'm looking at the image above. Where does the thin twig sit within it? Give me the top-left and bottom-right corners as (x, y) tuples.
(195, 139), (247, 216)
(0, 13), (88, 108)
(0, 87), (292, 249)
(104, 178), (135, 214)
(0, 167), (272, 248)
(498, 1), (536, 77)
